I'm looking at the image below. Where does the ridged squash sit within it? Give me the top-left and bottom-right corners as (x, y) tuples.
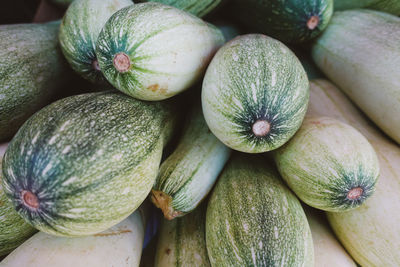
(96, 2), (224, 101)
(202, 34), (309, 153)
(2, 92), (178, 237)
(308, 79), (400, 266)
(312, 9), (400, 144)
(0, 21), (71, 142)
(334, 0), (400, 15)
(139, 0), (224, 17)
(59, 0), (132, 85)
(206, 155), (314, 266)
(1, 210), (144, 266)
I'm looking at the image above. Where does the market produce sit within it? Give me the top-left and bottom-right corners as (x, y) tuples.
(0, 21), (71, 142)
(140, 0), (224, 17)
(202, 34), (309, 153)
(48, 0), (75, 8)
(1, 210), (144, 266)
(151, 103), (230, 220)
(2, 91), (178, 237)
(155, 203), (210, 266)
(59, 0), (132, 84)
(308, 79), (400, 266)
(312, 9), (400, 144)
(274, 116), (379, 212)
(96, 2), (224, 101)
(334, 0), (400, 15)
(206, 155), (314, 266)
(229, 0), (333, 43)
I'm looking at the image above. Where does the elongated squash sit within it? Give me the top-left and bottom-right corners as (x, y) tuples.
(308, 79), (400, 266)
(155, 203), (210, 266)
(206, 154), (314, 266)
(0, 143), (37, 256)
(274, 116), (379, 211)
(312, 9), (400, 144)
(59, 0), (132, 85)
(151, 103), (230, 220)
(96, 3), (224, 101)
(202, 34), (309, 153)
(0, 21), (71, 142)
(139, 0), (224, 17)
(334, 0), (400, 15)
(2, 92), (178, 237)
(1, 210), (144, 266)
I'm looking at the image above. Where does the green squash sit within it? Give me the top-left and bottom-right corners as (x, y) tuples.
(96, 2), (224, 101)
(139, 0), (224, 17)
(202, 34), (309, 153)
(2, 92), (178, 237)
(47, 0), (75, 8)
(334, 0), (400, 15)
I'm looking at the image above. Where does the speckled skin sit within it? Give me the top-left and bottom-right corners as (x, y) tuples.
(274, 116), (379, 212)
(0, 21), (70, 142)
(334, 0), (400, 15)
(140, 0), (224, 17)
(2, 92), (178, 236)
(206, 155), (314, 267)
(202, 34), (309, 153)
(230, 0), (333, 43)
(59, 0), (132, 84)
(96, 3), (225, 101)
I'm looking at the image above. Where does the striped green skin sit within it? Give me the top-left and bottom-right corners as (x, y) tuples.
(335, 0), (400, 15)
(312, 10), (400, 145)
(151, 103), (230, 219)
(202, 34), (309, 153)
(59, 0), (132, 85)
(0, 21), (70, 142)
(274, 116), (379, 212)
(96, 3), (225, 101)
(155, 203), (210, 267)
(139, 0), (224, 17)
(230, 0), (333, 43)
(1, 92), (178, 237)
(206, 155), (314, 267)
(1, 145), (37, 256)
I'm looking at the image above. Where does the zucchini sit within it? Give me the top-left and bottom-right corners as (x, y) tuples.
(202, 34), (309, 153)
(151, 103), (230, 220)
(2, 92), (178, 237)
(229, 0), (333, 43)
(0, 143), (37, 256)
(1, 210), (144, 266)
(0, 21), (71, 142)
(312, 9), (400, 145)
(138, 0), (224, 17)
(59, 0), (132, 85)
(334, 0), (400, 15)
(155, 203), (210, 266)
(96, 2), (224, 101)
(206, 154), (314, 266)
(274, 116), (379, 211)
(308, 79), (400, 266)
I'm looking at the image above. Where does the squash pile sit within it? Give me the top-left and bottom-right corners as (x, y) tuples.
(1, 0), (400, 266)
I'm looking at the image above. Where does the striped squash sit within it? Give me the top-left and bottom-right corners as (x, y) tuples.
(334, 0), (400, 15)
(139, 0), (224, 17)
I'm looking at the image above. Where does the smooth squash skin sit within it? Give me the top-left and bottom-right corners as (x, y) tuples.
(334, 0), (400, 15)
(202, 34), (309, 153)
(0, 210), (144, 266)
(206, 155), (314, 267)
(2, 92), (178, 237)
(308, 79), (400, 266)
(312, 9), (400, 145)
(229, 0), (333, 43)
(59, 0), (132, 85)
(96, 2), (224, 101)
(139, 0), (225, 17)
(0, 21), (71, 142)
(274, 116), (379, 212)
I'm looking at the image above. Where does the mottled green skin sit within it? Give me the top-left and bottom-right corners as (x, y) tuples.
(274, 116), (379, 212)
(140, 0), (224, 17)
(152, 103), (230, 217)
(206, 155), (314, 267)
(202, 34), (309, 153)
(96, 3), (224, 101)
(230, 0), (333, 43)
(155, 203), (210, 267)
(335, 0), (400, 15)
(59, 0), (132, 85)
(0, 21), (70, 142)
(2, 92), (178, 237)
(0, 154), (37, 256)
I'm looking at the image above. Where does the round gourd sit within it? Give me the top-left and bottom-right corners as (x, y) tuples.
(202, 34), (309, 153)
